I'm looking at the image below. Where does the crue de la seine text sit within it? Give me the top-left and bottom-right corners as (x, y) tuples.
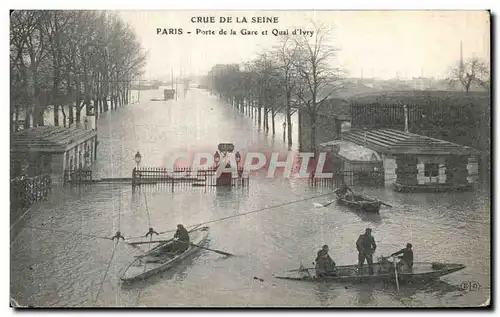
(190, 16), (279, 24)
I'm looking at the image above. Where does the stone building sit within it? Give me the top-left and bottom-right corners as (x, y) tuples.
(341, 128), (480, 192)
(11, 117), (97, 186)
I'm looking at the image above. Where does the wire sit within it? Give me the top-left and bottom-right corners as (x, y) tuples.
(20, 225), (111, 241)
(143, 191), (152, 228)
(154, 191), (335, 236)
(92, 240), (119, 307)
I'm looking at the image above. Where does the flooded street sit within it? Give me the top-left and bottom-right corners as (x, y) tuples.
(10, 88), (490, 307)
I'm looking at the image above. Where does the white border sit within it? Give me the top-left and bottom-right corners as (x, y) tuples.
(3, 1), (497, 316)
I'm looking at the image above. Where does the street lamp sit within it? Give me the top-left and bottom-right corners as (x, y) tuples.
(214, 151), (220, 166)
(134, 151), (142, 169)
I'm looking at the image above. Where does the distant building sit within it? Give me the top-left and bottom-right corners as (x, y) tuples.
(411, 77), (434, 90)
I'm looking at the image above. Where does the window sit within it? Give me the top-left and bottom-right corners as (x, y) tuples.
(424, 163), (439, 177)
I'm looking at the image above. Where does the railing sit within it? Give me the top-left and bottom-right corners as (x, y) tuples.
(310, 171), (354, 188)
(11, 174), (52, 219)
(63, 169), (93, 185)
(132, 167), (249, 191)
(310, 170), (385, 188)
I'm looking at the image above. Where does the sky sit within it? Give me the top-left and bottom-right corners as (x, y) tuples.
(118, 10), (490, 81)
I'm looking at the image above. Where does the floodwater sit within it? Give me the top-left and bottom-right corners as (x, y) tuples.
(10, 87), (490, 307)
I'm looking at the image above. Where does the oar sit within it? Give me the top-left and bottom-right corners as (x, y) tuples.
(313, 187), (341, 208)
(378, 201), (393, 208)
(141, 225), (205, 255)
(287, 267), (315, 272)
(128, 239), (171, 246)
(358, 193), (393, 208)
(177, 240), (234, 257)
(393, 256), (400, 292)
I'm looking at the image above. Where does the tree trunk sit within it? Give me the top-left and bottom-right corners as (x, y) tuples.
(272, 112), (276, 135)
(258, 105), (262, 128)
(53, 105), (59, 126)
(69, 103), (74, 126)
(309, 111), (317, 152)
(286, 93), (293, 147)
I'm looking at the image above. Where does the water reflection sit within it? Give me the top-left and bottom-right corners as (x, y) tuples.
(345, 279), (464, 307)
(314, 282), (338, 307)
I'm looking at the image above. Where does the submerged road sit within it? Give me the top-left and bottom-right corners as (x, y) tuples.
(11, 87), (490, 307)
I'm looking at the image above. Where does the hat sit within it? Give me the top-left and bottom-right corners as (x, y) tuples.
(365, 228), (372, 232)
(177, 224), (183, 228)
(322, 244), (329, 251)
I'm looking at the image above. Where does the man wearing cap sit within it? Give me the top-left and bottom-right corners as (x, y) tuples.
(315, 245), (336, 278)
(172, 224), (190, 253)
(156, 224), (190, 256)
(390, 243), (414, 272)
(356, 228), (377, 275)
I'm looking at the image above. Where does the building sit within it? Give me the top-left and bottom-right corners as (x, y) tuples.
(411, 77), (434, 90)
(341, 128), (480, 192)
(318, 140), (384, 186)
(11, 123), (97, 187)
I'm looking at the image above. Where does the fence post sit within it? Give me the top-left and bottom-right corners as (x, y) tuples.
(132, 167), (137, 190)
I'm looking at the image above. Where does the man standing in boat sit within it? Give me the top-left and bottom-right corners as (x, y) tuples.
(356, 228), (377, 275)
(390, 243), (414, 272)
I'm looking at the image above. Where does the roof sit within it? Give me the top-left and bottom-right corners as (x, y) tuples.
(319, 140), (382, 162)
(342, 128), (479, 156)
(11, 126), (97, 153)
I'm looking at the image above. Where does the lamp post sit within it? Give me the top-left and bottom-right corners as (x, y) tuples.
(235, 151), (241, 166)
(214, 151), (220, 168)
(135, 151), (142, 169)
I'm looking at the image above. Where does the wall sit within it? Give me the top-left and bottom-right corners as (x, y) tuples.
(416, 155), (446, 185)
(382, 155), (397, 184)
(50, 154), (65, 187)
(467, 156), (480, 183)
(298, 98), (350, 151)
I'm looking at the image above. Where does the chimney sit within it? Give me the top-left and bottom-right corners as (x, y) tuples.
(403, 104), (409, 133)
(459, 41), (464, 74)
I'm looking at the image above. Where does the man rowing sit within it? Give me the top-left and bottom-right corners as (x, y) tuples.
(356, 228), (377, 275)
(155, 224), (190, 256)
(390, 243), (414, 272)
(336, 184), (354, 201)
(315, 245), (337, 277)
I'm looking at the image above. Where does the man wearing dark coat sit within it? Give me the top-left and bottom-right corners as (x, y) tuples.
(356, 228), (377, 275)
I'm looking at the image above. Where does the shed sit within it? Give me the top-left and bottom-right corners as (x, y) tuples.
(11, 126), (98, 185)
(341, 128), (480, 192)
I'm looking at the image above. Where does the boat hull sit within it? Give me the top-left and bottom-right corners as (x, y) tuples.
(274, 262), (466, 285)
(393, 182), (474, 193)
(120, 227), (210, 283)
(337, 196), (381, 213)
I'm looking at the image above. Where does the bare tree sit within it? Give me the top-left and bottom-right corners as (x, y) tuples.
(273, 36), (299, 147)
(293, 21), (345, 151)
(446, 57), (490, 94)
(10, 10), (147, 131)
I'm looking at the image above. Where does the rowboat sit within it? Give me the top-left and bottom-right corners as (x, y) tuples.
(274, 261), (466, 285)
(336, 193), (382, 214)
(120, 226), (210, 283)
